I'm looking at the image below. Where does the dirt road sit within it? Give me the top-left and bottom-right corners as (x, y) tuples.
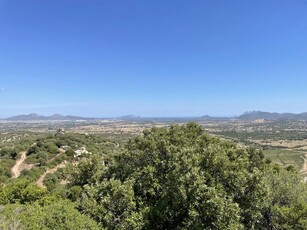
(11, 151), (27, 178)
(47, 148), (65, 163)
(36, 161), (67, 188)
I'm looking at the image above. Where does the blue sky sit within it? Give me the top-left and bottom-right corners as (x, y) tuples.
(1, 0), (307, 118)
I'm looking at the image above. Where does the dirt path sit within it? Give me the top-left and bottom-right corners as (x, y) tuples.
(11, 151), (27, 178)
(47, 148), (65, 163)
(301, 153), (307, 182)
(302, 154), (307, 171)
(36, 161), (67, 188)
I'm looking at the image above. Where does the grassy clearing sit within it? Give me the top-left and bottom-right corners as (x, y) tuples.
(264, 149), (305, 171)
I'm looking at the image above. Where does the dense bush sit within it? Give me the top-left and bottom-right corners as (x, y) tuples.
(0, 200), (100, 230)
(0, 148), (17, 159)
(69, 123), (307, 229)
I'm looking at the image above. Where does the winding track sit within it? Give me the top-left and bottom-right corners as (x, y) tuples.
(36, 161), (67, 188)
(11, 151), (27, 178)
(301, 153), (307, 182)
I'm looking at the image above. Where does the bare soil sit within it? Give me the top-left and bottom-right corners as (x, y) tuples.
(11, 151), (27, 178)
(36, 161), (67, 188)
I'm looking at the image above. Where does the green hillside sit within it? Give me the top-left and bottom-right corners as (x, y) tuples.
(1, 123), (307, 229)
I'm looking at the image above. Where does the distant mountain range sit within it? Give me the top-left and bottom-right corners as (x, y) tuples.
(3, 113), (96, 121)
(237, 111), (307, 120)
(200, 111), (307, 121)
(3, 111), (307, 121)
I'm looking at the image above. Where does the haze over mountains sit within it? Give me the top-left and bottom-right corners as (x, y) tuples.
(3, 111), (307, 121)
(237, 111), (307, 120)
(203, 111), (307, 120)
(3, 113), (96, 121)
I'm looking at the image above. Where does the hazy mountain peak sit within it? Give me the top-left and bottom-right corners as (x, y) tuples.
(28, 113), (40, 117)
(4, 113), (95, 121)
(242, 111), (263, 115)
(238, 111), (307, 120)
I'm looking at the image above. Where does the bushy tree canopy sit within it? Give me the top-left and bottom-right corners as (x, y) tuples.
(72, 123), (307, 229)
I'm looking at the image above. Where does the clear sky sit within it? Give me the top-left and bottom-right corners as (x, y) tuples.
(1, 0), (307, 118)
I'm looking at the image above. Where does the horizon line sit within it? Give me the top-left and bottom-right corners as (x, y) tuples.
(2, 110), (307, 120)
